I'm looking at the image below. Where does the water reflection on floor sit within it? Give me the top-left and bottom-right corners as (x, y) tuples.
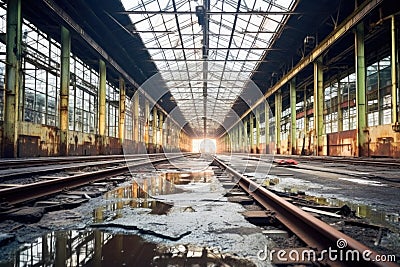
(0, 230), (255, 267)
(92, 170), (216, 223)
(261, 176), (400, 228)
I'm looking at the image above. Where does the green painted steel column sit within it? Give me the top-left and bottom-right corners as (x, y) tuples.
(243, 119), (248, 152)
(98, 60), (106, 136)
(158, 111), (163, 150)
(133, 93), (139, 144)
(236, 125), (240, 152)
(119, 78), (125, 144)
(302, 87), (309, 155)
(238, 121), (242, 152)
(313, 57), (324, 156)
(250, 115), (254, 153)
(249, 114), (254, 153)
(144, 99), (149, 146)
(355, 22), (367, 157)
(391, 15), (399, 126)
(290, 79), (297, 155)
(60, 26), (70, 156)
(275, 91), (282, 154)
(265, 102), (270, 153)
(337, 80), (343, 132)
(3, 0), (21, 158)
(255, 107), (260, 153)
(152, 108), (157, 151)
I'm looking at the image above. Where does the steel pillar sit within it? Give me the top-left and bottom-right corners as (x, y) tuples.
(249, 113), (254, 153)
(243, 119), (248, 152)
(133, 93), (139, 144)
(60, 26), (70, 156)
(98, 60), (106, 136)
(355, 22), (367, 157)
(265, 102), (270, 154)
(290, 79), (297, 155)
(275, 91), (282, 154)
(238, 121), (243, 152)
(159, 111), (163, 151)
(119, 78), (125, 144)
(144, 99), (149, 146)
(152, 108), (157, 151)
(256, 107), (260, 153)
(2, 0), (21, 158)
(337, 80), (343, 132)
(313, 57), (324, 156)
(302, 87), (309, 155)
(391, 15), (399, 126)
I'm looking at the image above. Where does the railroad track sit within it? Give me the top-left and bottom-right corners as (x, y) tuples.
(226, 152), (400, 168)
(0, 153), (177, 170)
(0, 153), (195, 207)
(213, 156), (398, 267)
(0, 153), (198, 181)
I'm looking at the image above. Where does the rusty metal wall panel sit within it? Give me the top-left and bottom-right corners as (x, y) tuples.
(368, 125), (400, 158)
(327, 130), (357, 157)
(18, 135), (40, 157)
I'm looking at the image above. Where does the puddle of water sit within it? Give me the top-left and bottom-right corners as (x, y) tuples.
(93, 170), (215, 223)
(261, 178), (399, 229)
(93, 200), (172, 223)
(162, 170), (214, 185)
(94, 181), (175, 223)
(2, 230), (255, 267)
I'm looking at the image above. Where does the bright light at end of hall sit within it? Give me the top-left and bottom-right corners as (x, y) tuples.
(192, 139), (217, 154)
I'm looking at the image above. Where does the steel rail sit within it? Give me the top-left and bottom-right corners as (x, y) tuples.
(0, 154), (192, 206)
(0, 153), (167, 170)
(213, 156), (398, 267)
(227, 152), (400, 168)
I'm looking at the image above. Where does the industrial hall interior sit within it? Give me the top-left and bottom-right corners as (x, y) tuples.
(0, 0), (400, 267)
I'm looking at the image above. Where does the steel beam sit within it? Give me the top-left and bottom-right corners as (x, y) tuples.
(223, 0), (383, 137)
(355, 22), (367, 157)
(133, 93), (139, 143)
(249, 113), (254, 153)
(159, 110), (163, 149)
(275, 91), (282, 154)
(144, 99), (149, 146)
(255, 107), (260, 153)
(265, 103), (270, 153)
(391, 15), (399, 125)
(117, 11), (298, 15)
(238, 121), (243, 152)
(243, 119), (248, 152)
(41, 0), (188, 136)
(337, 80), (343, 132)
(98, 60), (106, 137)
(313, 57), (324, 156)
(152, 108), (157, 148)
(60, 26), (70, 156)
(290, 79), (297, 155)
(119, 78), (126, 144)
(3, 0), (21, 158)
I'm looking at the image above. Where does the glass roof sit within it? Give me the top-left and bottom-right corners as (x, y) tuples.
(120, 0), (296, 137)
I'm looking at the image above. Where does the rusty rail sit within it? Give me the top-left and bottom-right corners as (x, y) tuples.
(0, 154), (192, 206)
(0, 153), (179, 170)
(213, 156), (398, 267)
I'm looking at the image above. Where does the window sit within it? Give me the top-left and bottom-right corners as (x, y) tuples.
(69, 56), (98, 133)
(125, 97), (133, 140)
(106, 81), (119, 137)
(366, 56), (392, 126)
(23, 20), (60, 126)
